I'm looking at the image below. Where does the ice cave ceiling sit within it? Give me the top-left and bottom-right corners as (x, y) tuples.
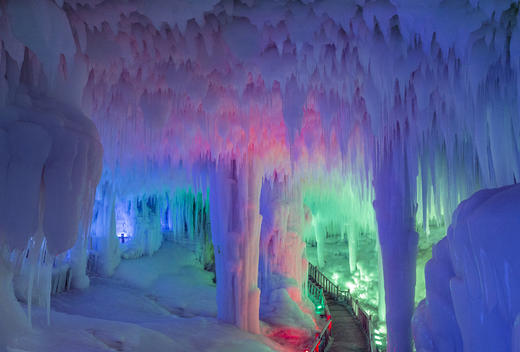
(4, 0), (519, 185)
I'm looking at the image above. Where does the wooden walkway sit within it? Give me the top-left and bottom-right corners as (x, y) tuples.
(325, 293), (369, 352)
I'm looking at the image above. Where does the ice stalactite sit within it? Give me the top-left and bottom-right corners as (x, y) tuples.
(209, 154), (263, 334)
(373, 134), (419, 352)
(13, 238), (53, 327)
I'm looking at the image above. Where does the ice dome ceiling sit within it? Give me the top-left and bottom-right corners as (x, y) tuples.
(3, 0), (519, 184)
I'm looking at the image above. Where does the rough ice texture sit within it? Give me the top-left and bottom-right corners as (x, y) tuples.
(413, 184), (520, 352)
(89, 176), (121, 277)
(208, 155), (263, 334)
(258, 177), (314, 333)
(1, 0), (520, 348)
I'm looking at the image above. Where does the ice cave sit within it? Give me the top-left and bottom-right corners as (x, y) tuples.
(0, 0), (519, 351)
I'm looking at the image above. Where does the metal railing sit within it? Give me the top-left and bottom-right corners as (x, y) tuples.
(308, 280), (326, 315)
(306, 282), (332, 352)
(307, 262), (381, 352)
(306, 313), (332, 352)
(308, 263), (340, 298)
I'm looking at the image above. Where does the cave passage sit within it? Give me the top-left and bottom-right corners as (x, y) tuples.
(0, 1), (520, 352)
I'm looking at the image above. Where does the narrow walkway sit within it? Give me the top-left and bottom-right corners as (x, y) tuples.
(325, 293), (369, 352)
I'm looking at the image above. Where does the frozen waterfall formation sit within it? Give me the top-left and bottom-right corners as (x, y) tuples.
(1, 0), (520, 351)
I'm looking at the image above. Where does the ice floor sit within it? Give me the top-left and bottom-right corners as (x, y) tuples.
(8, 242), (296, 352)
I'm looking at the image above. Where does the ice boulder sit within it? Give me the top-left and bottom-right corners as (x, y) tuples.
(0, 96), (103, 255)
(413, 184), (520, 352)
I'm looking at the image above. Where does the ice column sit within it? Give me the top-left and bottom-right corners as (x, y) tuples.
(347, 224), (357, 273)
(259, 177), (307, 301)
(209, 155), (263, 333)
(373, 139), (418, 352)
(89, 178), (120, 276)
(258, 177), (313, 329)
(131, 195), (163, 257)
(312, 213), (325, 268)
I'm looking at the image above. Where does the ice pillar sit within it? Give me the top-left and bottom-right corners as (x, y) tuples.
(259, 177), (307, 302)
(347, 224), (357, 273)
(209, 155), (263, 333)
(373, 140), (418, 352)
(89, 178), (120, 276)
(313, 214), (325, 268)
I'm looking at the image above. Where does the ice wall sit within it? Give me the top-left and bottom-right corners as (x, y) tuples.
(413, 184), (520, 352)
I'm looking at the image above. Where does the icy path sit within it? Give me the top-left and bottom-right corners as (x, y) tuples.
(9, 242), (286, 352)
(325, 292), (368, 352)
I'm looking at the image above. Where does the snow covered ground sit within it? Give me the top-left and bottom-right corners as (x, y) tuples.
(7, 242), (297, 352)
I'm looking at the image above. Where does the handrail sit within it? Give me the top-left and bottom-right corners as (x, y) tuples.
(308, 280), (326, 315)
(306, 284), (332, 352)
(307, 263), (381, 352)
(306, 314), (332, 352)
